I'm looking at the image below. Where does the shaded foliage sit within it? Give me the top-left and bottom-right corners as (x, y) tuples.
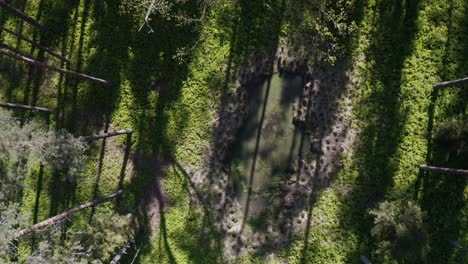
(369, 200), (430, 263)
(434, 115), (468, 159)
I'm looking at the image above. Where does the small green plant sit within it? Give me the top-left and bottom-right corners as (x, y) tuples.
(369, 200), (430, 263)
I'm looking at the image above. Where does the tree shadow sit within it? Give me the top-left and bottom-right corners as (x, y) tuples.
(326, 0), (421, 262)
(0, 1), (29, 101)
(19, 0), (46, 117)
(190, 0), (315, 259)
(117, 132), (133, 190)
(28, 164), (43, 251)
(55, 1), (81, 129)
(171, 159), (225, 263)
(87, 116), (110, 223)
(235, 71), (273, 255)
(418, 0), (468, 261)
(116, 1), (206, 262)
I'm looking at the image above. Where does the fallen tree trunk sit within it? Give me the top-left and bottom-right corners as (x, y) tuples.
(0, 49), (112, 85)
(0, 101), (51, 113)
(448, 240), (468, 252)
(83, 129), (133, 142)
(110, 242), (131, 264)
(360, 256), (372, 264)
(0, 25), (70, 62)
(0, 1), (45, 31)
(0, 42), (36, 60)
(419, 164), (468, 176)
(433, 77), (468, 90)
(16, 190), (123, 238)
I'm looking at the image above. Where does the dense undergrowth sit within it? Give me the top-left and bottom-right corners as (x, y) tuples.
(0, 0), (467, 263)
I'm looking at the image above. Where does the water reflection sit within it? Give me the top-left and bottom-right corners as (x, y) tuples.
(229, 73), (308, 218)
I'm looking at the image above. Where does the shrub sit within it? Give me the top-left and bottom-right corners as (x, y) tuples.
(434, 115), (468, 157)
(369, 200), (430, 263)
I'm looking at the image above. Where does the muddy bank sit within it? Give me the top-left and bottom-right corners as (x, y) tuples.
(180, 45), (356, 261)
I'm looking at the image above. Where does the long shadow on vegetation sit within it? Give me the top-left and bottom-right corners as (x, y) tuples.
(419, 0), (468, 261)
(333, 0), (421, 262)
(118, 1), (206, 262)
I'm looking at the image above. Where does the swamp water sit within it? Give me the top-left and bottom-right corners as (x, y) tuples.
(229, 73), (309, 225)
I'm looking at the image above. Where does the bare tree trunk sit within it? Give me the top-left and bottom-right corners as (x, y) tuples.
(448, 240), (468, 252)
(360, 256), (372, 264)
(433, 77), (468, 89)
(0, 1), (45, 31)
(83, 129), (133, 142)
(0, 49), (112, 85)
(0, 25), (70, 62)
(110, 242), (131, 264)
(16, 190), (123, 238)
(0, 101), (51, 113)
(419, 164), (468, 176)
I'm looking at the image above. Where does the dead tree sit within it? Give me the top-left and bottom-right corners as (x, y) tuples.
(419, 164), (468, 176)
(83, 129), (133, 142)
(360, 256), (372, 264)
(0, 0), (45, 31)
(0, 42), (36, 60)
(0, 101), (51, 113)
(0, 101), (51, 127)
(433, 77), (468, 90)
(0, 49), (112, 85)
(16, 190), (123, 238)
(110, 242), (131, 264)
(448, 240), (468, 252)
(0, 25), (70, 62)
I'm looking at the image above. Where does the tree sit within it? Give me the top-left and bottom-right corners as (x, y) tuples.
(0, 110), (85, 261)
(369, 200), (430, 263)
(282, 0), (356, 64)
(17, 190), (123, 238)
(0, 110), (133, 262)
(24, 210), (133, 264)
(120, 0), (208, 32)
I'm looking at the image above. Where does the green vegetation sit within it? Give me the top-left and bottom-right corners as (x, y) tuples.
(0, 0), (467, 263)
(369, 200), (430, 263)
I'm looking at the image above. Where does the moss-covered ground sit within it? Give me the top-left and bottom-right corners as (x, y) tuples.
(0, 0), (467, 263)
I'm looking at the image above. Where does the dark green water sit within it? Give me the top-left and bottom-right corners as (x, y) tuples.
(229, 73), (308, 218)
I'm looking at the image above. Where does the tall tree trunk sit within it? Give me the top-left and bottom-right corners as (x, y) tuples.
(0, 1), (45, 31)
(16, 190), (123, 238)
(0, 48), (112, 85)
(419, 164), (468, 176)
(433, 77), (468, 89)
(0, 25), (70, 62)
